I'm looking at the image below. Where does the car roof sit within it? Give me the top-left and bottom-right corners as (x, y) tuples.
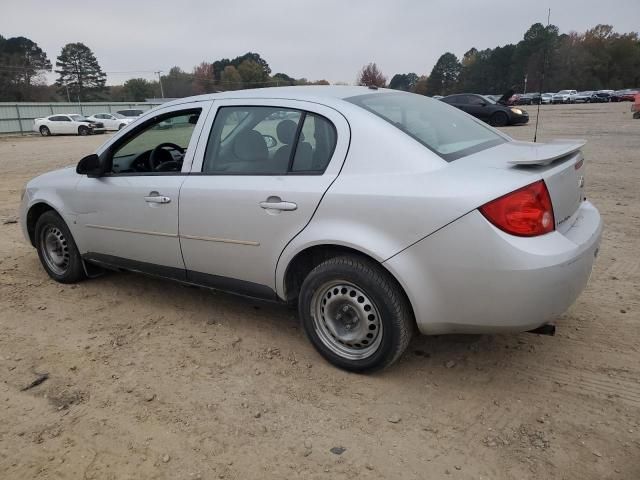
(160, 85), (397, 109)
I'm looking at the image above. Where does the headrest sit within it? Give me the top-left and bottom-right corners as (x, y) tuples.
(233, 130), (267, 162)
(276, 119), (298, 145)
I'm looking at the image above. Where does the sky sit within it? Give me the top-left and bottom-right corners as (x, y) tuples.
(2, 0), (639, 85)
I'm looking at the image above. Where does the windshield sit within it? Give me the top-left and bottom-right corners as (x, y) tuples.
(346, 92), (506, 162)
(69, 115), (86, 121)
(480, 95), (496, 104)
(558, 90), (572, 94)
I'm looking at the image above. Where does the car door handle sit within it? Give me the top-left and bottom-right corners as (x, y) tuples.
(259, 198), (297, 211)
(144, 192), (171, 204)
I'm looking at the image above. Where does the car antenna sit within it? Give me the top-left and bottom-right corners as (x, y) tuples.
(533, 7), (551, 143)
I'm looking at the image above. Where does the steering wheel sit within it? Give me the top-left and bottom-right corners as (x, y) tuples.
(148, 142), (185, 171)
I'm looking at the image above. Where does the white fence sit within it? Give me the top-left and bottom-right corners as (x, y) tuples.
(0, 102), (164, 134)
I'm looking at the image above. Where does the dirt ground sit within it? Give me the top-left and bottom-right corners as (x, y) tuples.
(0, 102), (638, 480)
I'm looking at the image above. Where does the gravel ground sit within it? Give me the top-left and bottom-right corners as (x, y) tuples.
(0, 102), (638, 479)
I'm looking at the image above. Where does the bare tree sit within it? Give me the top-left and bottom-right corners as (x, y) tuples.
(357, 63), (387, 87)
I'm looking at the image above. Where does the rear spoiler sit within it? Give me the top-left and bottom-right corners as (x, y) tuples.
(507, 139), (586, 166)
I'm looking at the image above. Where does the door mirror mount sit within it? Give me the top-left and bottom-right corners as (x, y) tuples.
(76, 154), (103, 177)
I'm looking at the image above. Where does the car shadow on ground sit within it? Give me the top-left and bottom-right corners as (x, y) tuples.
(82, 268), (548, 382)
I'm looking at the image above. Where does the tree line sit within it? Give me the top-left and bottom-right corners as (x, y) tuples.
(381, 23), (640, 96)
(1, 22), (639, 102)
(0, 37), (330, 102)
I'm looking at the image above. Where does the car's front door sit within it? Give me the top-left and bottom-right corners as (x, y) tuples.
(465, 95), (490, 120)
(73, 101), (213, 277)
(50, 116), (71, 134)
(179, 99), (349, 297)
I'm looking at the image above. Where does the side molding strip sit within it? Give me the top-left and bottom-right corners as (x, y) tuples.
(85, 225), (259, 246)
(180, 234), (260, 246)
(85, 224), (178, 238)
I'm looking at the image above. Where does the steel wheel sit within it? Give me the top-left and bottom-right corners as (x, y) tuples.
(40, 225), (70, 276)
(311, 280), (383, 360)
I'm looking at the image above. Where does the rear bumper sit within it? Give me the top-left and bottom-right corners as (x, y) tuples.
(384, 201), (602, 335)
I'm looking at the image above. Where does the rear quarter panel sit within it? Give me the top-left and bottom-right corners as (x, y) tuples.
(275, 104), (532, 298)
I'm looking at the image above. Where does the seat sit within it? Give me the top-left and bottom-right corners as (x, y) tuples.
(273, 119), (298, 167)
(233, 129), (268, 162)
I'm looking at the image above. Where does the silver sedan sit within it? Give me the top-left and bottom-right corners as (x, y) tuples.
(20, 86), (602, 371)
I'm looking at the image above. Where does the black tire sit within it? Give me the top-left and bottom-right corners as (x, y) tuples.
(298, 255), (414, 372)
(78, 126), (89, 136)
(35, 210), (86, 284)
(39, 126), (50, 136)
(489, 111), (509, 127)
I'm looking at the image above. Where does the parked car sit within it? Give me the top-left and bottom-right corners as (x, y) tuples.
(441, 93), (529, 126)
(541, 93), (554, 104)
(20, 86), (602, 372)
(618, 89), (638, 102)
(33, 114), (106, 136)
(115, 109), (146, 118)
(552, 90), (578, 104)
(86, 113), (135, 131)
(610, 89), (638, 102)
(521, 93), (542, 105)
(591, 92), (611, 103)
(632, 93), (640, 119)
(574, 91), (594, 103)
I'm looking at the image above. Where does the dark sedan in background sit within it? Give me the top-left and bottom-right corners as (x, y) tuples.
(441, 94), (529, 126)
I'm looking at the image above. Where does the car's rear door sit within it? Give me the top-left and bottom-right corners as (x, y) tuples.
(178, 99), (349, 297)
(96, 114), (114, 129)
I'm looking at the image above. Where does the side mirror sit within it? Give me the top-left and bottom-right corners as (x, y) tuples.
(479, 102), (487, 106)
(263, 134), (277, 149)
(76, 154), (103, 177)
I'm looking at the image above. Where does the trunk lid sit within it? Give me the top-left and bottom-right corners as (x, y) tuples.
(459, 139), (587, 234)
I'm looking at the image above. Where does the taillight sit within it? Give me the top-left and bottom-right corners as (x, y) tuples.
(479, 180), (555, 237)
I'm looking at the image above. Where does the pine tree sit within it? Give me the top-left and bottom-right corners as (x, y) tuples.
(55, 43), (106, 101)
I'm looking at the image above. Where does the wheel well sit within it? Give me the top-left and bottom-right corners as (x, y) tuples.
(26, 203), (55, 246)
(283, 245), (415, 318)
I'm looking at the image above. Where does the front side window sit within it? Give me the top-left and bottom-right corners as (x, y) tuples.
(203, 106), (336, 174)
(346, 92), (505, 161)
(108, 109), (201, 174)
(467, 95), (485, 105)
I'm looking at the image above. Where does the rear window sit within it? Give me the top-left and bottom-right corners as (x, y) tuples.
(346, 92), (505, 161)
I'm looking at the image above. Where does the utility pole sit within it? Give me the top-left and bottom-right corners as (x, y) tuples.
(65, 84), (71, 102)
(524, 74), (528, 94)
(155, 71), (164, 98)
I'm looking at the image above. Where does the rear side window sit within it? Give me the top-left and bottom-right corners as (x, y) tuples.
(347, 92), (505, 161)
(291, 113), (337, 172)
(202, 106), (337, 174)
